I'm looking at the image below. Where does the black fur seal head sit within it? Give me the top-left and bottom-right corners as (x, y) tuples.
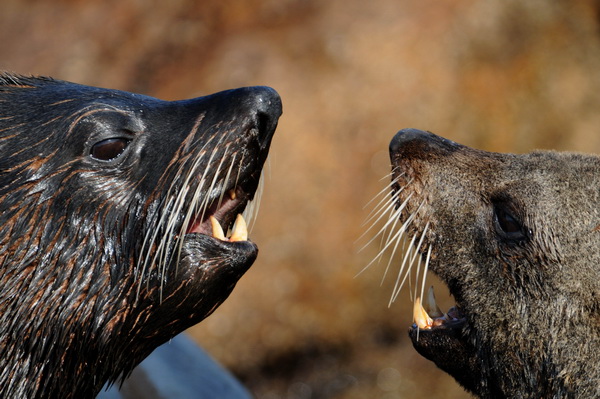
(0, 74), (282, 398)
(379, 129), (599, 398)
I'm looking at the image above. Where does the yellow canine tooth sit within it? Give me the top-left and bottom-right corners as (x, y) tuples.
(209, 216), (226, 240)
(228, 189), (237, 200)
(229, 214), (248, 242)
(425, 286), (444, 318)
(413, 297), (433, 330)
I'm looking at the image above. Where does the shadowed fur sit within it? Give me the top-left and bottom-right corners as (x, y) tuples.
(0, 74), (281, 398)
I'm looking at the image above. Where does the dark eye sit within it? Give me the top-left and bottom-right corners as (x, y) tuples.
(496, 208), (521, 233)
(494, 205), (529, 242)
(90, 138), (130, 161)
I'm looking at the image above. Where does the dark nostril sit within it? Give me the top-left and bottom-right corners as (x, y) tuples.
(256, 111), (271, 142)
(248, 86), (282, 145)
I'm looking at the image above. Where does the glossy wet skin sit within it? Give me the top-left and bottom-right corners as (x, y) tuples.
(0, 75), (281, 399)
(388, 129), (600, 398)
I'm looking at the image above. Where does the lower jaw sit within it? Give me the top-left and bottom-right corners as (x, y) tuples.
(409, 318), (482, 395)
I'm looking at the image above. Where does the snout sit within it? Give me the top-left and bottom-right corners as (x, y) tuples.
(390, 128), (462, 162)
(239, 86), (282, 145)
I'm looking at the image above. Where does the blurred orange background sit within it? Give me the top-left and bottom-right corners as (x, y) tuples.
(2, 1), (600, 398)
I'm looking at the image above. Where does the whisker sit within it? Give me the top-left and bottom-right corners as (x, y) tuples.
(193, 146), (225, 228)
(379, 170), (394, 181)
(213, 145), (234, 211)
(380, 218), (406, 285)
(157, 139), (231, 297)
(137, 195), (176, 289)
(356, 202), (412, 276)
(243, 169), (265, 232)
(362, 176), (397, 211)
(410, 222), (429, 303)
(361, 165), (435, 312)
(137, 139), (216, 299)
(418, 245), (433, 308)
(357, 192), (412, 253)
(361, 187), (398, 229)
(359, 177), (412, 239)
(386, 200), (425, 303)
(389, 233), (417, 305)
(361, 173), (408, 222)
(234, 151), (245, 190)
(137, 147), (207, 275)
(371, 202), (402, 272)
(265, 156), (272, 181)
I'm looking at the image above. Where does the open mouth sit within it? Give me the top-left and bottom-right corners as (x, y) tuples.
(184, 174), (262, 245)
(185, 185), (253, 243)
(412, 286), (466, 331)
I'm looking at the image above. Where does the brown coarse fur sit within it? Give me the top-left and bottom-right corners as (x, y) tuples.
(386, 129), (599, 398)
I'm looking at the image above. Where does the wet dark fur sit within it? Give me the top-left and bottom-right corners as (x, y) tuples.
(0, 74), (281, 398)
(389, 129), (600, 398)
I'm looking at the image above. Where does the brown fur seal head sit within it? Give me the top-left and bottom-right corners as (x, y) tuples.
(0, 74), (282, 398)
(379, 129), (599, 397)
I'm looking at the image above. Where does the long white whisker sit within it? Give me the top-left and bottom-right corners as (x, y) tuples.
(379, 170), (394, 181)
(243, 169), (265, 232)
(418, 245), (433, 309)
(386, 200), (425, 302)
(356, 202), (414, 277)
(380, 218), (406, 285)
(234, 151), (245, 189)
(389, 233), (418, 305)
(371, 203), (403, 271)
(194, 147), (225, 225)
(410, 222), (429, 302)
(136, 123), (249, 302)
(358, 192), (413, 252)
(361, 188), (398, 229)
(361, 175), (410, 224)
(214, 145), (235, 212)
(362, 179), (396, 211)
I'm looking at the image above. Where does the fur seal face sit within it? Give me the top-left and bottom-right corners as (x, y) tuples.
(0, 74), (281, 398)
(379, 129), (599, 397)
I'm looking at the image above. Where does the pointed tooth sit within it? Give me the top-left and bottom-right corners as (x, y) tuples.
(425, 286), (444, 318)
(413, 297), (433, 329)
(229, 214), (248, 242)
(229, 189), (237, 200)
(209, 216), (226, 240)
